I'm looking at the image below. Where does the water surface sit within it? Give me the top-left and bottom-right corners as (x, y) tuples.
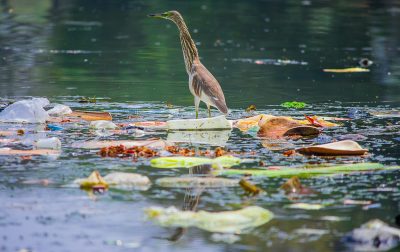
(0, 1), (400, 251)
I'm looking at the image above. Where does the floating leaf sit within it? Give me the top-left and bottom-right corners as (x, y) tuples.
(245, 104), (256, 112)
(323, 67), (370, 73)
(280, 176), (315, 195)
(297, 140), (368, 156)
(281, 101), (307, 109)
(283, 126), (320, 137)
(69, 110), (112, 121)
(78, 96), (96, 103)
(145, 206), (273, 233)
(258, 116), (307, 138)
(215, 163), (398, 178)
(150, 155), (241, 169)
(239, 179), (264, 196)
(75, 171), (109, 190)
(286, 203), (325, 210)
(234, 114), (267, 131)
(156, 177), (239, 188)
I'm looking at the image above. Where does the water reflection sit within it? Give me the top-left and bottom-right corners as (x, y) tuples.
(167, 130), (231, 146)
(166, 164), (212, 242)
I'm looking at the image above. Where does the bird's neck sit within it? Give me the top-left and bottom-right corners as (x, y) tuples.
(174, 18), (199, 74)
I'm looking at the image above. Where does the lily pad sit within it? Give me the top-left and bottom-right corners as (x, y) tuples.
(156, 177), (239, 188)
(215, 163), (398, 178)
(297, 140), (368, 155)
(145, 206), (273, 233)
(150, 155), (241, 169)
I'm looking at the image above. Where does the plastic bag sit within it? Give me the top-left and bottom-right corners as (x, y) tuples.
(47, 104), (72, 116)
(0, 98), (50, 123)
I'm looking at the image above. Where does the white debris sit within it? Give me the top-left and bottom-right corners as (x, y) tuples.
(34, 137), (62, 150)
(47, 104), (72, 116)
(89, 120), (118, 129)
(0, 98), (50, 123)
(167, 115), (232, 130)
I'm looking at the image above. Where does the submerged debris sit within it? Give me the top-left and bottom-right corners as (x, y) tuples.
(342, 219), (400, 251)
(145, 206), (274, 233)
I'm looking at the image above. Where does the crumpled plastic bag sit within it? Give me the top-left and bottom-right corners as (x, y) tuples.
(0, 98), (50, 123)
(47, 104), (72, 116)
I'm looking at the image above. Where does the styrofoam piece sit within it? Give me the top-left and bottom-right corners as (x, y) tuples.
(0, 98), (50, 123)
(167, 130), (231, 146)
(167, 115), (232, 130)
(47, 104), (72, 116)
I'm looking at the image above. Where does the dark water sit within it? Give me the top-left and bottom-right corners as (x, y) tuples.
(1, 0), (400, 251)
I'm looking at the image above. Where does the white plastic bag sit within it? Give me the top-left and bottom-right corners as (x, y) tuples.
(47, 104), (72, 116)
(0, 98), (50, 123)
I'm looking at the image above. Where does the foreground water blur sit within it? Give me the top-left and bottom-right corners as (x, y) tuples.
(0, 0), (400, 251)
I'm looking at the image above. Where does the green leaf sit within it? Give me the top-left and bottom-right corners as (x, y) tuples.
(215, 163), (399, 178)
(145, 206), (273, 233)
(150, 155), (241, 169)
(281, 101), (307, 109)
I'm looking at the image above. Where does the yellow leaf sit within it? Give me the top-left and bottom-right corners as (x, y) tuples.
(323, 67), (370, 73)
(79, 171), (109, 189)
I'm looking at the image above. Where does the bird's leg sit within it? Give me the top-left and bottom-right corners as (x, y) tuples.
(207, 104), (211, 118)
(194, 96), (200, 119)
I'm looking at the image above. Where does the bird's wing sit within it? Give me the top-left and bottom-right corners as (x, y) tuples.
(191, 63), (228, 114)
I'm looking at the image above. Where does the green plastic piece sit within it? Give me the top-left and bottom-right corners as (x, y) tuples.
(215, 163), (399, 178)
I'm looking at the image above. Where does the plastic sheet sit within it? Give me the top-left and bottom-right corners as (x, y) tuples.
(0, 98), (50, 123)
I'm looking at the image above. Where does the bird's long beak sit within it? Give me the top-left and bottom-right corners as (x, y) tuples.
(147, 13), (164, 18)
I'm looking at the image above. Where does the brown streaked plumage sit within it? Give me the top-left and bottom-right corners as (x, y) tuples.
(148, 10), (228, 118)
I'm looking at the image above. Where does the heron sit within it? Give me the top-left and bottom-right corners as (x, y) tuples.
(148, 11), (228, 119)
